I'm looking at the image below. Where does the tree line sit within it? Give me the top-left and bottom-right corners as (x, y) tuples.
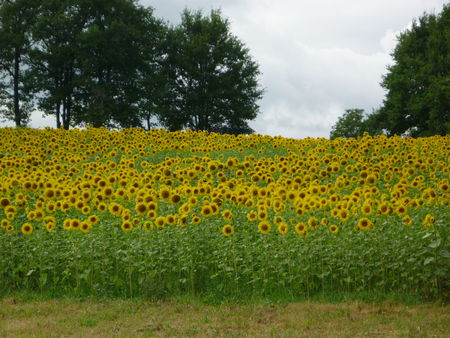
(0, 0), (263, 134)
(331, 4), (449, 139)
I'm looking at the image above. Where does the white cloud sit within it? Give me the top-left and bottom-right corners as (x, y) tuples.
(1, 0), (447, 138)
(143, 0), (449, 138)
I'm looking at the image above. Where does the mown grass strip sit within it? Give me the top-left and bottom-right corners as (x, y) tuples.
(1, 297), (449, 337)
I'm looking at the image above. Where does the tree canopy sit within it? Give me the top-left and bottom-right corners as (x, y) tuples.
(0, 0), (38, 127)
(0, 1), (263, 133)
(378, 4), (450, 137)
(329, 109), (366, 140)
(158, 9), (263, 134)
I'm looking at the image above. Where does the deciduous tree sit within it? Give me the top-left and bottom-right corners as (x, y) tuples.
(159, 9), (263, 134)
(378, 4), (449, 136)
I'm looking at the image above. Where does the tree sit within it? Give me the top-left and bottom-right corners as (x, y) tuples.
(28, 0), (84, 129)
(0, 0), (38, 127)
(159, 9), (263, 134)
(378, 4), (450, 136)
(27, 0), (164, 130)
(134, 9), (167, 130)
(330, 109), (366, 139)
(362, 108), (388, 136)
(73, 0), (157, 128)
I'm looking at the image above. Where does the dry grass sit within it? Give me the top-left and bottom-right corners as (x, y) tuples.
(0, 298), (449, 337)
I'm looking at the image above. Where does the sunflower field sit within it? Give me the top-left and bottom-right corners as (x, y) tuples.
(0, 127), (448, 300)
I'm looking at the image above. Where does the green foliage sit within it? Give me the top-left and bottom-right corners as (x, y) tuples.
(158, 9), (263, 134)
(378, 4), (450, 136)
(28, 0), (85, 129)
(0, 0), (39, 127)
(73, 0), (158, 129)
(0, 201), (447, 301)
(330, 109), (366, 139)
(0, 2), (263, 132)
(330, 108), (388, 139)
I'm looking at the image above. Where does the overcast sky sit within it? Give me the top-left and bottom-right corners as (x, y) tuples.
(4, 0), (447, 139)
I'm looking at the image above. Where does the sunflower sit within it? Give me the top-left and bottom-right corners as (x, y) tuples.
(246, 210), (257, 222)
(0, 219), (9, 228)
(331, 208), (340, 218)
(45, 201), (56, 214)
(109, 202), (123, 216)
(147, 201), (158, 211)
(45, 222), (55, 232)
(277, 222), (288, 235)
(210, 203), (219, 215)
(402, 215), (413, 226)
(307, 217), (319, 229)
(257, 208), (268, 220)
(178, 216), (187, 227)
(34, 209), (44, 221)
(357, 217), (372, 231)
(70, 219), (81, 230)
(63, 219), (72, 230)
(102, 186), (114, 198)
(135, 202), (147, 216)
(143, 221), (154, 231)
(115, 188), (127, 199)
(377, 202), (390, 215)
(159, 186), (171, 200)
(222, 224), (234, 236)
(170, 194), (181, 204)
(81, 205), (90, 215)
(273, 215), (284, 225)
(329, 224), (339, 234)
(88, 215), (99, 225)
(166, 214), (176, 225)
(0, 197), (10, 208)
(147, 210), (157, 219)
(295, 222), (307, 235)
(338, 209), (349, 221)
(438, 181), (449, 193)
(188, 196), (198, 206)
(121, 212), (131, 222)
(258, 221), (271, 234)
(80, 222), (91, 233)
(121, 221), (133, 232)
(192, 215), (201, 224)
(81, 190), (91, 201)
(222, 209), (233, 221)
(395, 204), (407, 216)
(422, 214), (435, 228)
(27, 211), (36, 220)
(200, 205), (213, 217)
(155, 216), (166, 228)
(361, 203), (372, 216)
(21, 223), (33, 235)
(365, 174), (377, 185)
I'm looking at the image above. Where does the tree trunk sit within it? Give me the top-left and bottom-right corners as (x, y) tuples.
(65, 94), (72, 130)
(146, 115), (151, 130)
(56, 102), (61, 128)
(13, 47), (21, 127)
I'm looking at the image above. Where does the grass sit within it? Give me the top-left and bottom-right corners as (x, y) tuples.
(1, 297), (449, 337)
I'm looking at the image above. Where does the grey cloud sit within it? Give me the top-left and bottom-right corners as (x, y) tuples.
(3, 0), (447, 138)
(143, 0), (446, 138)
